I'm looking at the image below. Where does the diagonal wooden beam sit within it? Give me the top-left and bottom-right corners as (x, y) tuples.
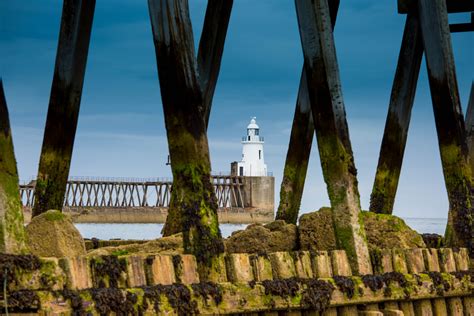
(197, 0), (233, 128)
(148, 0), (224, 265)
(295, 0), (371, 274)
(276, 0), (339, 224)
(465, 82), (474, 177)
(33, 0), (95, 217)
(418, 0), (474, 257)
(369, 12), (424, 214)
(0, 80), (29, 253)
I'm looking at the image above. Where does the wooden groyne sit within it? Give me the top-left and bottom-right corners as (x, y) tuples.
(1, 248), (472, 314)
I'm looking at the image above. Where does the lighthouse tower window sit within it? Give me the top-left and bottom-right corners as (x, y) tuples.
(259, 150), (261, 160)
(239, 166), (244, 176)
(255, 130), (259, 136)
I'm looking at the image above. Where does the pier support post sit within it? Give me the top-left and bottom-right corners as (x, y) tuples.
(464, 82), (474, 174)
(369, 12), (423, 214)
(295, 0), (371, 274)
(33, 0), (95, 217)
(148, 0), (224, 264)
(417, 0), (474, 256)
(0, 81), (28, 253)
(276, 0), (339, 224)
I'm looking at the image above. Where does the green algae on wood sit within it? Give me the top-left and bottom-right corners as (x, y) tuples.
(0, 80), (28, 254)
(418, 0), (474, 257)
(148, 0), (224, 265)
(276, 0), (339, 225)
(295, 0), (371, 274)
(370, 12), (423, 214)
(33, 0), (95, 217)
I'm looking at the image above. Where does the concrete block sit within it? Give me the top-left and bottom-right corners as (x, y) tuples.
(125, 255), (146, 287)
(384, 302), (399, 310)
(204, 254), (228, 283)
(173, 254), (199, 284)
(446, 297), (464, 316)
(432, 298), (448, 315)
(453, 248), (469, 271)
(405, 249), (425, 273)
(225, 253), (254, 282)
(438, 248), (456, 272)
(311, 251), (333, 278)
(338, 306), (358, 315)
(422, 249), (440, 272)
(331, 250), (352, 276)
(399, 301), (415, 316)
(293, 251), (313, 278)
(268, 251), (296, 278)
(413, 299), (433, 316)
(250, 254), (273, 281)
(322, 309), (338, 316)
(463, 297), (474, 316)
(392, 249), (408, 273)
(60, 256), (92, 290)
(358, 312), (383, 316)
(146, 255), (175, 285)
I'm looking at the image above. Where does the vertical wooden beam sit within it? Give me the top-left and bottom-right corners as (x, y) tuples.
(33, 0), (95, 217)
(0, 80), (28, 253)
(197, 0), (233, 128)
(148, 0), (224, 264)
(418, 0), (474, 256)
(295, 0), (371, 274)
(276, 0), (339, 224)
(369, 13), (423, 214)
(465, 82), (474, 174)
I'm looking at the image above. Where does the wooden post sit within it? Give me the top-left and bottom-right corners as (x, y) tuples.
(295, 0), (371, 274)
(0, 80), (28, 253)
(369, 12), (423, 214)
(418, 0), (474, 256)
(148, 0), (224, 264)
(276, 0), (339, 224)
(33, 0), (95, 217)
(464, 82), (474, 174)
(197, 0), (233, 128)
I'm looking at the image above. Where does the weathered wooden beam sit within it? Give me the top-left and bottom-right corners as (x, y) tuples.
(33, 0), (95, 217)
(369, 13), (423, 214)
(197, 0), (233, 128)
(148, 0), (224, 265)
(0, 80), (28, 253)
(465, 82), (474, 178)
(276, 0), (339, 224)
(418, 0), (474, 257)
(295, 0), (371, 274)
(399, 0), (474, 14)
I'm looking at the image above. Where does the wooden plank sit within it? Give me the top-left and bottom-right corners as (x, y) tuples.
(148, 0), (224, 265)
(418, 0), (474, 257)
(399, 0), (474, 14)
(276, 0), (339, 224)
(33, 0), (96, 216)
(369, 12), (423, 214)
(197, 0), (233, 128)
(0, 80), (28, 253)
(295, 0), (371, 274)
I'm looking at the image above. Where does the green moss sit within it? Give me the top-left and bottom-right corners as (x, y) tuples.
(43, 210), (65, 221)
(111, 249), (129, 256)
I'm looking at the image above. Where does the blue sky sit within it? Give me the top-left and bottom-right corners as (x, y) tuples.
(1, 0), (473, 219)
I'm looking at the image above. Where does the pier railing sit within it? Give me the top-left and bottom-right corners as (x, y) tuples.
(19, 176), (246, 209)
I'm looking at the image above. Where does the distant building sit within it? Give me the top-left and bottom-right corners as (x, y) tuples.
(231, 117), (268, 176)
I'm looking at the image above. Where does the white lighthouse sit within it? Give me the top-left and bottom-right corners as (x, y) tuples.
(232, 117), (267, 176)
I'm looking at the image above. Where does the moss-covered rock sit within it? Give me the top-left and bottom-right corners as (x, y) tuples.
(299, 208), (425, 252)
(87, 233), (183, 257)
(26, 210), (86, 257)
(224, 220), (297, 253)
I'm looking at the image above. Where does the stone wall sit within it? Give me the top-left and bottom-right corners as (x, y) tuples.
(2, 247), (472, 314)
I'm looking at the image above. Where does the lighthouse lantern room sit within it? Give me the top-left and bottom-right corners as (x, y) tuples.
(233, 117), (267, 176)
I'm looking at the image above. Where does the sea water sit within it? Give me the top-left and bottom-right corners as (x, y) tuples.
(75, 217), (447, 240)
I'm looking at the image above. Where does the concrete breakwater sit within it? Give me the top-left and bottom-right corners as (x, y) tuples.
(2, 247), (472, 315)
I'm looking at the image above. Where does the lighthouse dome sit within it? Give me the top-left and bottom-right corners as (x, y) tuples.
(247, 117), (259, 129)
